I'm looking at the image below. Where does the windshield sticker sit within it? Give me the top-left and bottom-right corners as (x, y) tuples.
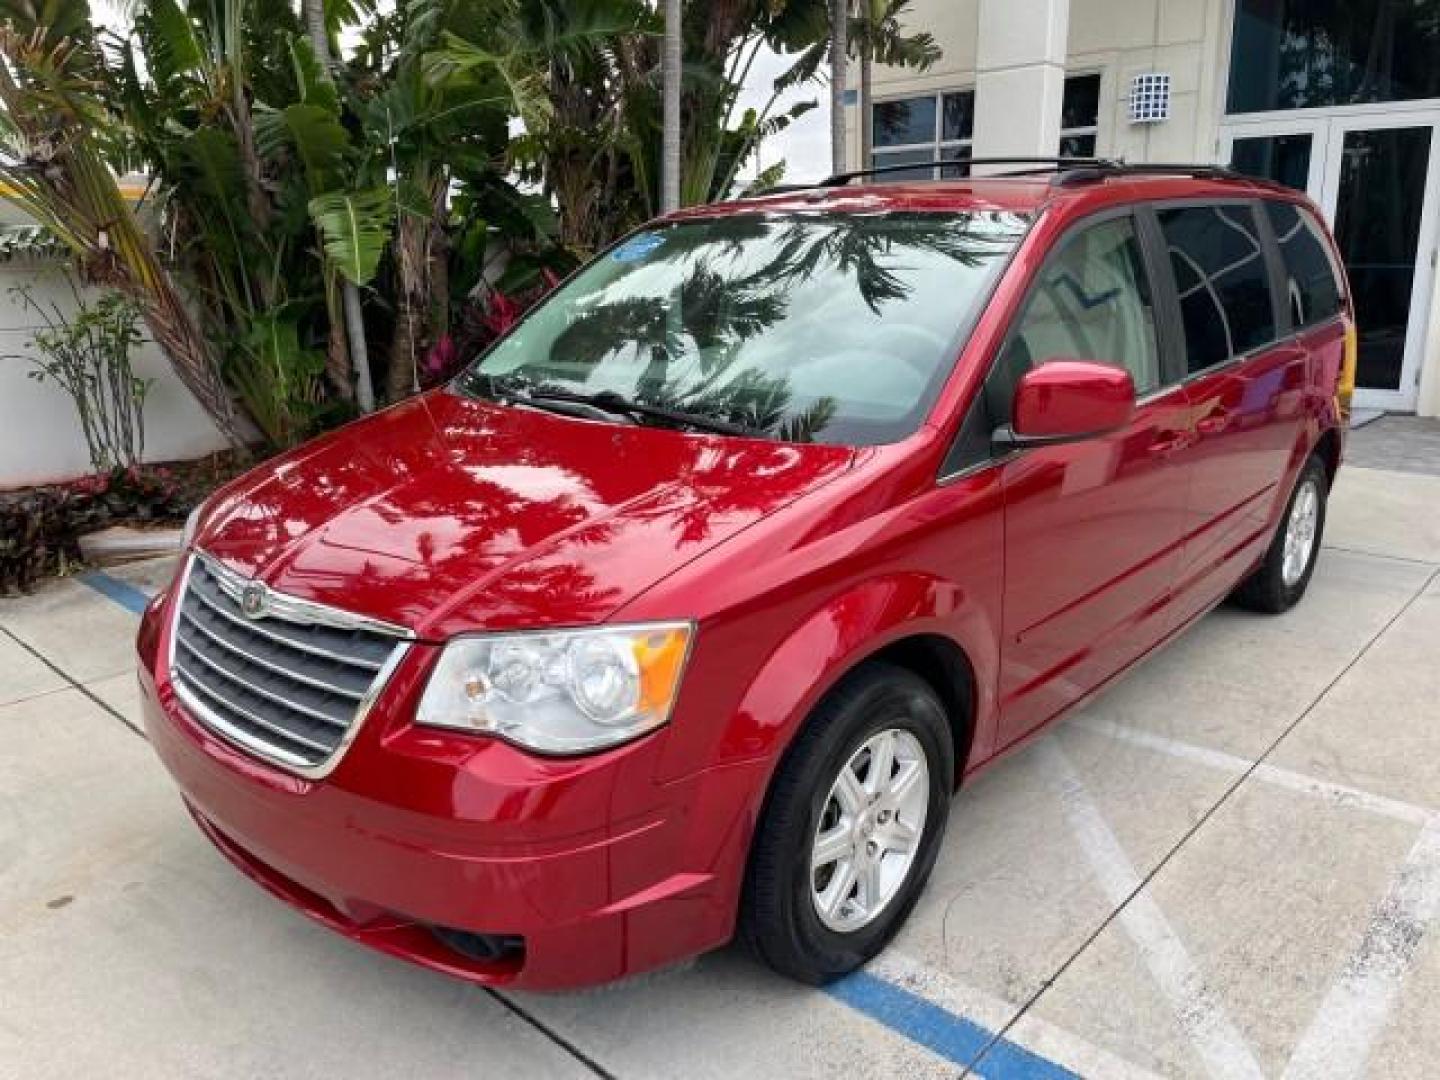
(611, 232), (665, 262)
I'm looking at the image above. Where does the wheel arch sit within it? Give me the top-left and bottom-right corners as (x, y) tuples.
(1313, 424), (1342, 486)
(860, 634), (978, 788)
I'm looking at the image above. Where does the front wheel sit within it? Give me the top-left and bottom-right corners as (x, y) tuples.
(740, 662), (953, 984)
(1232, 453), (1328, 613)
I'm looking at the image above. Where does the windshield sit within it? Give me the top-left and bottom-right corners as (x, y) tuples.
(459, 210), (1031, 445)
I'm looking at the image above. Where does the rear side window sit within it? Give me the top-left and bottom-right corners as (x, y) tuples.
(989, 215), (1162, 421)
(1264, 201), (1344, 329)
(1157, 205), (1276, 373)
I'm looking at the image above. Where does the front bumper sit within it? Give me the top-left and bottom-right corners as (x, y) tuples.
(139, 594), (766, 990)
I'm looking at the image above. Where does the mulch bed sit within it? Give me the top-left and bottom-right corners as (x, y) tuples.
(0, 450), (252, 595)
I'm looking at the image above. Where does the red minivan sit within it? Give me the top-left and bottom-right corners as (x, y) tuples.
(138, 162), (1355, 989)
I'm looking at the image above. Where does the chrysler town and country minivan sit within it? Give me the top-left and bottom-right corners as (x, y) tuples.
(138, 161), (1354, 988)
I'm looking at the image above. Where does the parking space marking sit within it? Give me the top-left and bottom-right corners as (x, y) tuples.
(77, 570), (153, 615)
(868, 952), (1167, 1080)
(829, 970), (1081, 1078)
(1074, 716), (1434, 826)
(1040, 741), (1267, 1080)
(1283, 818), (1440, 1079)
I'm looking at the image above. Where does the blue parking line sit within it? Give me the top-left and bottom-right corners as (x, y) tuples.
(79, 571), (152, 615)
(827, 971), (1079, 1079)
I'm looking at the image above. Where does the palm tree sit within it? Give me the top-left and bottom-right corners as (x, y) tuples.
(661, 0), (681, 212)
(850, 0), (939, 167)
(828, 0), (846, 175)
(300, 0), (375, 412)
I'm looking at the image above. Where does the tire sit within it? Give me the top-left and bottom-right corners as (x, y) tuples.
(739, 661), (954, 984)
(1231, 453), (1328, 614)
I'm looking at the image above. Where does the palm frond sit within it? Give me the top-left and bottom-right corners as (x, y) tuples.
(308, 187), (393, 284)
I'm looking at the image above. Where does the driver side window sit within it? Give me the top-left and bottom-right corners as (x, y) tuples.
(983, 215), (1161, 430)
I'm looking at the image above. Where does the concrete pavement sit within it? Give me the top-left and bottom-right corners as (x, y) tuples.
(3, 462), (1438, 1079)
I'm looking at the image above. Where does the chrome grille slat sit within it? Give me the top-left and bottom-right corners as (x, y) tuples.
(169, 554), (409, 775)
(173, 663), (334, 754)
(187, 573), (388, 672)
(177, 609), (368, 700)
(175, 634), (352, 728)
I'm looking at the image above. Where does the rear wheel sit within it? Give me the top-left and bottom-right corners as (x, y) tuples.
(740, 662), (953, 984)
(1231, 453), (1328, 614)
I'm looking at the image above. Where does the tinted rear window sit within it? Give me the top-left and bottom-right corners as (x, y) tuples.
(1157, 204), (1276, 373)
(1264, 201), (1344, 329)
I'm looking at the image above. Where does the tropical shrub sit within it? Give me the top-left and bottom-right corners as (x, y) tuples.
(0, 0), (941, 464)
(11, 278), (151, 473)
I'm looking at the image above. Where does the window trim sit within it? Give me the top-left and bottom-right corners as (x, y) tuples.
(938, 204), (1177, 480)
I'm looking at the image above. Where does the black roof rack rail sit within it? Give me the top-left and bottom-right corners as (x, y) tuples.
(820, 157), (1120, 187)
(814, 158), (1246, 190)
(1051, 161), (1244, 186)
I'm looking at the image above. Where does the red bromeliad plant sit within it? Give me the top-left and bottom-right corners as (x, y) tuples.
(421, 271), (561, 388)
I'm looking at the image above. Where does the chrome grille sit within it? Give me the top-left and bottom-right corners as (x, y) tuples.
(169, 553), (409, 776)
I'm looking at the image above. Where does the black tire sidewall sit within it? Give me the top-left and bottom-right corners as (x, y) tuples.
(746, 664), (953, 982)
(1273, 456), (1329, 608)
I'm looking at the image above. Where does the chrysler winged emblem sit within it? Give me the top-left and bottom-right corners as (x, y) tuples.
(240, 581), (269, 619)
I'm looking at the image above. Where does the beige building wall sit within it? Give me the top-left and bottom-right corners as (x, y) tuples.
(853, 0), (1232, 167)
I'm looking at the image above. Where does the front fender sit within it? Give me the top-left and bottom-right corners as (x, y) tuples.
(717, 571), (1000, 791)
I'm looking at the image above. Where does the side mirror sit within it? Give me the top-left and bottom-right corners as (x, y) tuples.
(994, 359), (1136, 449)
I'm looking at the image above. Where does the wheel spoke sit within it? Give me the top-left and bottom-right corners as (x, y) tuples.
(819, 857), (857, 919)
(882, 816), (919, 854)
(856, 853), (883, 912)
(887, 759), (924, 805)
(867, 731), (896, 797)
(812, 825), (852, 871)
(834, 764), (867, 815)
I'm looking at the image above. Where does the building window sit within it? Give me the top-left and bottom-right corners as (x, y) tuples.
(871, 91), (974, 180)
(1059, 74), (1101, 157)
(869, 77), (1101, 180)
(1228, 0), (1440, 114)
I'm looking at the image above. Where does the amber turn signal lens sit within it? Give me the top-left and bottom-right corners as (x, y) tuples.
(634, 627), (692, 716)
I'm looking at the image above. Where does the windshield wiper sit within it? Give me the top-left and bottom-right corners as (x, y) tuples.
(528, 388), (757, 437)
(468, 375), (757, 437)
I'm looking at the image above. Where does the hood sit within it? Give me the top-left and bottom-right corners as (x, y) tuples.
(196, 390), (855, 637)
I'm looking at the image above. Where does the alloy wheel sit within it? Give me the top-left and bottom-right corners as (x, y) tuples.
(810, 727), (930, 933)
(1282, 478), (1320, 587)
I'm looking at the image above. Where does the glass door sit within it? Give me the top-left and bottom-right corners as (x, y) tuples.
(1320, 117), (1439, 410)
(1221, 110), (1440, 412)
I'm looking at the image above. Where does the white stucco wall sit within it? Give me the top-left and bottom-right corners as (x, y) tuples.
(0, 200), (230, 489)
(0, 258), (230, 489)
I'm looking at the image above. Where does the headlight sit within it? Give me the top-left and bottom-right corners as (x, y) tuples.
(415, 623), (693, 754)
(181, 504), (203, 549)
